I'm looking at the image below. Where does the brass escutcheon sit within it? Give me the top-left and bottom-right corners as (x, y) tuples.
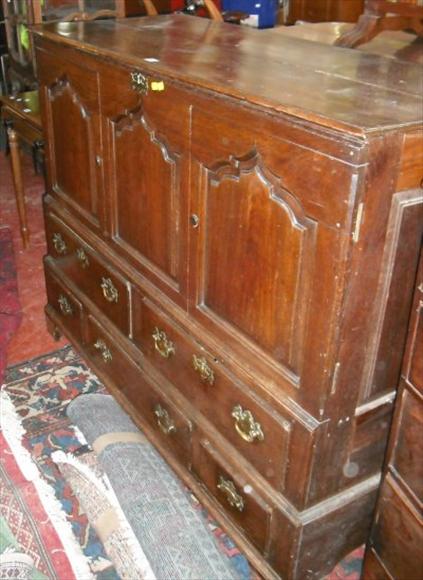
(101, 277), (119, 303)
(131, 71), (148, 95)
(94, 339), (113, 363)
(154, 404), (176, 435)
(76, 247), (90, 269)
(152, 327), (175, 358)
(58, 294), (73, 316)
(217, 475), (244, 512)
(52, 233), (67, 255)
(192, 354), (214, 385)
(231, 405), (264, 443)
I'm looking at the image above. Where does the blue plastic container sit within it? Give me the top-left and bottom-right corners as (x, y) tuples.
(222, 0), (277, 28)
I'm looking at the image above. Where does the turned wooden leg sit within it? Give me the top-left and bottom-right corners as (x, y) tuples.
(334, 13), (382, 48)
(7, 127), (29, 248)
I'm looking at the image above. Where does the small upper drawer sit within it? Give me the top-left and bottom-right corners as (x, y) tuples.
(193, 436), (272, 554)
(45, 263), (83, 344)
(133, 291), (292, 492)
(45, 211), (130, 335)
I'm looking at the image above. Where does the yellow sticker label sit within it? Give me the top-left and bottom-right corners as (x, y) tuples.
(150, 81), (165, 92)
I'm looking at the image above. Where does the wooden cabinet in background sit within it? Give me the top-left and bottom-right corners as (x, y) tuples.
(33, 15), (423, 579)
(286, 0), (364, 24)
(362, 250), (423, 579)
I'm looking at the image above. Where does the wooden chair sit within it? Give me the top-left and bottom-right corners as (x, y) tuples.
(335, 0), (423, 47)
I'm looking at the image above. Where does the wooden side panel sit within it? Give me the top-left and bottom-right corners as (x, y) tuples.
(359, 189), (423, 403)
(363, 250), (423, 580)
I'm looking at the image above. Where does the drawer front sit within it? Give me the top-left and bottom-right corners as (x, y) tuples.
(85, 314), (192, 465)
(193, 437), (272, 553)
(133, 292), (292, 491)
(391, 385), (423, 502)
(45, 265), (83, 343)
(371, 474), (423, 580)
(45, 211), (130, 334)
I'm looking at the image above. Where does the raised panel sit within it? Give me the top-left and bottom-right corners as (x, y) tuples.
(37, 53), (104, 230)
(111, 108), (181, 284)
(195, 150), (317, 380)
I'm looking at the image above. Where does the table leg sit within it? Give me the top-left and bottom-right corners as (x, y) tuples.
(7, 127), (29, 248)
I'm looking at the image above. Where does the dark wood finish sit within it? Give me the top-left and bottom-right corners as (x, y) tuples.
(286, 0), (364, 24)
(33, 15), (423, 579)
(362, 250), (423, 579)
(336, 0), (423, 48)
(0, 90), (43, 248)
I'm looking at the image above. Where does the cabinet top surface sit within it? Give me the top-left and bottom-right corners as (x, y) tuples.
(33, 15), (423, 136)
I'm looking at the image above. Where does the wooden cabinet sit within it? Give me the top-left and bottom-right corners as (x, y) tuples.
(362, 251), (423, 579)
(33, 15), (423, 579)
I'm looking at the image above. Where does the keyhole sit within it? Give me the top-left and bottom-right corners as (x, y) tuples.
(190, 214), (200, 228)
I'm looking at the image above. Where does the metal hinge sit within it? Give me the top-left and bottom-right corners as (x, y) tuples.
(352, 202), (364, 243)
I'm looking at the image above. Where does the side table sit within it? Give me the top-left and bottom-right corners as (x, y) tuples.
(1, 90), (43, 248)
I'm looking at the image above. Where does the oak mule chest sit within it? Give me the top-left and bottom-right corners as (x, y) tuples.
(33, 16), (423, 580)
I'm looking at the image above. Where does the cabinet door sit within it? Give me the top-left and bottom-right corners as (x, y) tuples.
(189, 106), (355, 412)
(100, 67), (190, 307)
(37, 50), (104, 231)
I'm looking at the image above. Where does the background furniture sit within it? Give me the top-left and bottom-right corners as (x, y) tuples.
(0, 90), (42, 248)
(33, 15), (423, 579)
(362, 249), (423, 579)
(1, 0), (170, 93)
(336, 0), (423, 47)
(285, 0), (364, 24)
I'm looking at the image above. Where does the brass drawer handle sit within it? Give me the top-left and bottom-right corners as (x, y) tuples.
(52, 232), (67, 255)
(94, 339), (113, 363)
(232, 405), (264, 443)
(192, 355), (214, 385)
(76, 247), (90, 269)
(101, 277), (119, 303)
(152, 327), (175, 358)
(217, 475), (244, 512)
(131, 71), (148, 95)
(58, 294), (73, 316)
(154, 404), (176, 435)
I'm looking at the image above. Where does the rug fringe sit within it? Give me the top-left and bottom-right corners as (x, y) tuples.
(0, 390), (94, 580)
(52, 450), (157, 580)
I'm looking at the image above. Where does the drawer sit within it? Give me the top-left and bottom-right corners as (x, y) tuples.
(193, 437), (272, 553)
(45, 211), (130, 334)
(85, 314), (192, 466)
(45, 265), (83, 343)
(391, 386), (423, 502)
(133, 291), (292, 491)
(125, 371), (193, 468)
(371, 474), (423, 580)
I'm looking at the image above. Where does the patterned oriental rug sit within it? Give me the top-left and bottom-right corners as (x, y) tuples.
(0, 227), (21, 385)
(1, 346), (364, 579)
